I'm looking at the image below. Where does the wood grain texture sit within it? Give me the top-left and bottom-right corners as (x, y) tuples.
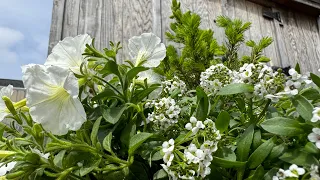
(62, 0), (80, 37)
(122, 0), (153, 61)
(48, 0), (320, 73)
(48, 0), (66, 54)
(257, 6), (281, 66)
(234, 0), (251, 58)
(78, 0), (103, 50)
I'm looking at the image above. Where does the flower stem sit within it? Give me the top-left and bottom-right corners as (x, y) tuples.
(93, 75), (122, 96)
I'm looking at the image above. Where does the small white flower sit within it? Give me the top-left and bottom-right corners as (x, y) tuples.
(287, 164), (305, 177)
(310, 164), (320, 180)
(274, 168), (286, 180)
(311, 107), (320, 123)
(128, 33), (166, 67)
(45, 34), (92, 75)
(162, 139), (175, 153)
(308, 128), (320, 149)
(163, 152), (174, 167)
(31, 148), (50, 159)
(0, 162), (16, 176)
(265, 94), (282, 103)
(289, 68), (301, 80)
(0, 85), (13, 121)
(22, 64), (87, 135)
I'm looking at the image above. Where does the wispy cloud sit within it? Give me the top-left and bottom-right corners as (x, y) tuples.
(0, 0), (53, 80)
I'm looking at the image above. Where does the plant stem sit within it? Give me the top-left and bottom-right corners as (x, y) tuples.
(93, 75), (122, 96)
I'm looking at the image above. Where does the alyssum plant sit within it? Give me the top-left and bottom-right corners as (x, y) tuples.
(0, 0), (320, 179)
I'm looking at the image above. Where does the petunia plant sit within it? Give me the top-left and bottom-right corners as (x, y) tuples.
(0, 0), (320, 180)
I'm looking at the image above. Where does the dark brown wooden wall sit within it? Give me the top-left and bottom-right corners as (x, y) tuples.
(49, 0), (320, 73)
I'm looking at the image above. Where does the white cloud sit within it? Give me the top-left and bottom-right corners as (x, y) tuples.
(0, 27), (24, 63)
(0, 27), (24, 48)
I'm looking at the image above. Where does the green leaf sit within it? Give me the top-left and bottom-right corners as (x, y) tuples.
(264, 168), (278, 180)
(217, 83), (254, 95)
(292, 94), (314, 122)
(195, 87), (209, 121)
(304, 142), (319, 154)
(107, 167), (129, 180)
(216, 111), (230, 132)
(310, 73), (320, 88)
(246, 165), (265, 180)
(129, 133), (153, 155)
(279, 150), (319, 166)
(53, 150), (66, 168)
(237, 125), (254, 161)
(101, 105), (126, 124)
(120, 121), (136, 147)
(261, 117), (304, 136)
(211, 156), (247, 168)
(128, 161), (149, 180)
(247, 137), (275, 169)
(301, 88), (320, 100)
(99, 60), (120, 77)
(132, 85), (160, 103)
(153, 169), (168, 180)
(252, 130), (262, 150)
(91, 117), (101, 146)
(103, 132), (113, 153)
(80, 158), (101, 176)
(268, 143), (287, 160)
(126, 67), (149, 82)
(295, 63), (301, 74)
(92, 89), (119, 101)
(215, 147), (236, 161)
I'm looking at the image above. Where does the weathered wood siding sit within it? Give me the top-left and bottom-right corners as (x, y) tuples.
(49, 0), (320, 73)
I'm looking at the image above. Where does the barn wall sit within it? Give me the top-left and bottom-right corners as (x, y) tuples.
(49, 0), (320, 73)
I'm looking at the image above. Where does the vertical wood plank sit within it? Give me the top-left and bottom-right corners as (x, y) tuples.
(100, 0), (123, 59)
(258, 6), (281, 66)
(234, 0), (250, 58)
(246, 1), (262, 43)
(78, 0), (103, 50)
(206, 0), (225, 45)
(122, 0), (153, 60)
(306, 16), (320, 73)
(221, 0), (235, 19)
(61, 0), (80, 37)
(48, 0), (66, 54)
(152, 0), (162, 38)
(294, 12), (317, 72)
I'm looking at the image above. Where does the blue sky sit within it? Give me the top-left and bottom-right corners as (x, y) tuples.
(0, 0), (53, 80)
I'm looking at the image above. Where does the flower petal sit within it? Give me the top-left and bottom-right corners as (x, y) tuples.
(45, 34), (92, 74)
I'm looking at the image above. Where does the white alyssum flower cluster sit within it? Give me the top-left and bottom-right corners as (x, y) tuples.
(273, 164), (305, 180)
(162, 76), (187, 96)
(145, 97), (181, 130)
(185, 117), (205, 134)
(311, 107), (320, 123)
(235, 63), (285, 102)
(310, 164), (320, 180)
(162, 139), (175, 167)
(308, 128), (320, 149)
(276, 68), (312, 97)
(200, 64), (233, 94)
(161, 118), (221, 180)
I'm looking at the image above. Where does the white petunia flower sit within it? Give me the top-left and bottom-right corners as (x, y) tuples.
(0, 85), (13, 121)
(22, 64), (87, 135)
(308, 128), (320, 149)
(45, 34), (92, 75)
(0, 162), (16, 176)
(311, 107), (320, 123)
(128, 33), (166, 67)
